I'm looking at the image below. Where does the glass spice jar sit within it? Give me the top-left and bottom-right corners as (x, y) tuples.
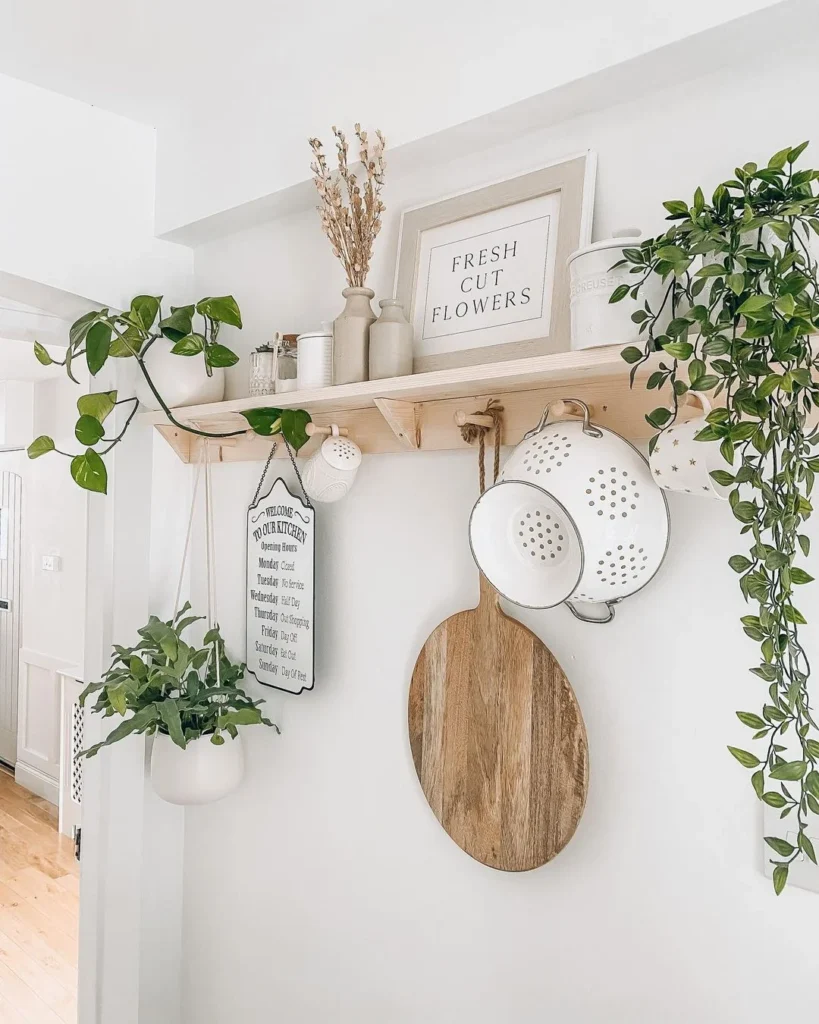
(249, 344), (277, 397)
(276, 334), (299, 393)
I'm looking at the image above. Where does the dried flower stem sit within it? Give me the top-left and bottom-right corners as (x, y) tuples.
(309, 124), (386, 288)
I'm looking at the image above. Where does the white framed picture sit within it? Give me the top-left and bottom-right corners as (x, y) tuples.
(395, 153), (596, 372)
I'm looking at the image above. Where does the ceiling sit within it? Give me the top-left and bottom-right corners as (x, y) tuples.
(0, 0), (324, 126)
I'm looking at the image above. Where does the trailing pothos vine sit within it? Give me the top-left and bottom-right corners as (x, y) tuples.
(28, 294), (311, 493)
(614, 143), (819, 894)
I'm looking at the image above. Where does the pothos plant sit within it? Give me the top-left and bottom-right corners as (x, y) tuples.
(78, 604), (277, 758)
(614, 142), (819, 893)
(28, 294), (311, 493)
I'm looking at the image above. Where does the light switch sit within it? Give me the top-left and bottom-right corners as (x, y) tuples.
(41, 555), (61, 572)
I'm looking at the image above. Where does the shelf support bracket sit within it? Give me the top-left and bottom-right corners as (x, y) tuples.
(373, 399), (421, 450)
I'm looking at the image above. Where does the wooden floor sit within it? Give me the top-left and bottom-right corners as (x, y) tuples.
(0, 771), (77, 1023)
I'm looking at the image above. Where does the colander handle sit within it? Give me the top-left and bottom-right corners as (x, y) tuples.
(524, 398), (603, 441)
(565, 599), (616, 625)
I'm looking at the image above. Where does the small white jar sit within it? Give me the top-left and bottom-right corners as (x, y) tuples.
(567, 229), (668, 351)
(297, 322), (334, 390)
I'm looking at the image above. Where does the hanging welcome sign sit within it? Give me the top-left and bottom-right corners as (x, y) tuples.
(246, 477), (315, 694)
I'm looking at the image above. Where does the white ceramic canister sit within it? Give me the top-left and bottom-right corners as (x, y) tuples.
(369, 299), (413, 380)
(567, 229), (669, 351)
(297, 322), (334, 390)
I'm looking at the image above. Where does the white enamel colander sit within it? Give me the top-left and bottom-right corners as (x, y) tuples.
(469, 399), (670, 622)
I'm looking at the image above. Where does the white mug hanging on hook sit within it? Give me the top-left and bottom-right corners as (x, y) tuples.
(648, 393), (732, 499)
(302, 424), (362, 503)
(469, 399), (670, 623)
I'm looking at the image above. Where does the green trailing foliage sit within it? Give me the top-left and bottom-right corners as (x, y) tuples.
(28, 295), (311, 493)
(78, 604), (277, 758)
(615, 143), (819, 893)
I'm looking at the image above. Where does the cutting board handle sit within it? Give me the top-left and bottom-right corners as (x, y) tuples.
(478, 570), (499, 607)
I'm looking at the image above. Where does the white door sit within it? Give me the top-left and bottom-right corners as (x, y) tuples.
(0, 470), (22, 766)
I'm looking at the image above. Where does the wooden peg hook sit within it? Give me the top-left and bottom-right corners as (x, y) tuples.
(305, 423), (350, 438)
(454, 410), (495, 429)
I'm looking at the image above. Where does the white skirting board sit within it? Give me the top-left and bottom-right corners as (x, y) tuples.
(14, 760), (58, 805)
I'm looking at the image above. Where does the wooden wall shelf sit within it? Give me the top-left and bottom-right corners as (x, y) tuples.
(144, 345), (660, 464)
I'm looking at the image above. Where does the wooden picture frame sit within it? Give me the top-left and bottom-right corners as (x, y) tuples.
(395, 152), (596, 372)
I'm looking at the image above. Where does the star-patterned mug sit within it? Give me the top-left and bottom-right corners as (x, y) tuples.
(648, 393), (732, 499)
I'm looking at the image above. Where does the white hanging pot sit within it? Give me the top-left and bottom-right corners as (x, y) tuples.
(136, 340), (226, 410)
(150, 731), (245, 806)
(469, 399), (670, 623)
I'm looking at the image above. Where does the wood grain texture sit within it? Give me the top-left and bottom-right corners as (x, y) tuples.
(0, 772), (77, 1023)
(409, 575), (588, 871)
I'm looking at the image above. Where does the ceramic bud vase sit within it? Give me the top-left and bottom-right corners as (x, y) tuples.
(333, 287), (376, 385)
(369, 299), (414, 380)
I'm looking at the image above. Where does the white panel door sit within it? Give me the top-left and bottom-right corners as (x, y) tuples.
(0, 471), (22, 766)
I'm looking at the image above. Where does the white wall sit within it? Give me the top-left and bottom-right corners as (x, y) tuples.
(176, 38), (819, 1024)
(0, 71), (192, 308)
(154, 0), (781, 235)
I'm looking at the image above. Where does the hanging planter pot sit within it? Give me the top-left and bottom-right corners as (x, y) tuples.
(150, 732), (245, 806)
(135, 339), (226, 410)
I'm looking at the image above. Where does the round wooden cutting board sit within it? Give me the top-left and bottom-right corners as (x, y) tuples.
(408, 574), (589, 871)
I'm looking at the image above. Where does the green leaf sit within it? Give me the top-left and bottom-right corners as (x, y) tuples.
(768, 146), (791, 171)
(774, 293), (796, 316)
(205, 344), (240, 368)
(762, 792), (787, 808)
(662, 200), (689, 217)
(75, 414), (105, 446)
(33, 341), (53, 366)
(662, 341), (693, 360)
(712, 471), (735, 489)
(171, 333), (205, 356)
(196, 295), (243, 328)
(728, 555), (751, 573)
(727, 746), (760, 768)
(789, 567), (814, 585)
(157, 700), (187, 749)
(281, 409), (312, 451)
(799, 535), (811, 557)
(769, 760), (807, 781)
(695, 263), (726, 278)
(86, 321), (112, 376)
(609, 284), (630, 304)
(772, 863), (788, 895)
(130, 295), (161, 332)
(765, 835), (795, 856)
(758, 374), (783, 399)
(726, 273), (745, 296)
(799, 833), (817, 865)
(690, 374), (719, 393)
(752, 770), (765, 799)
(646, 407), (673, 429)
(621, 346), (643, 364)
(788, 141), (809, 163)
(241, 408), (283, 436)
(736, 711), (765, 729)
(27, 435), (55, 459)
(159, 305), (195, 342)
(805, 739), (819, 759)
(106, 683), (128, 716)
(69, 310), (99, 349)
(806, 771), (819, 799)
(109, 326), (144, 358)
(70, 449), (108, 494)
(77, 391), (117, 423)
(738, 294), (774, 316)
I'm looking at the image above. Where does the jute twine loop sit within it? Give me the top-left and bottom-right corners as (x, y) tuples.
(458, 398), (504, 493)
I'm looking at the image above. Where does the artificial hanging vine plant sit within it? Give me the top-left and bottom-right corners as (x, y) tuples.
(614, 142), (819, 894)
(28, 294), (311, 493)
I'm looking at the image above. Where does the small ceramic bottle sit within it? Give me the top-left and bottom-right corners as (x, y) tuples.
(333, 287), (376, 385)
(369, 299), (413, 380)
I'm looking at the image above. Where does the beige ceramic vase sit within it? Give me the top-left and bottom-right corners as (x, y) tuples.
(333, 287), (376, 385)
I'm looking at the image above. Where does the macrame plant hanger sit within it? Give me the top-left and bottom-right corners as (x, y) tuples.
(173, 441), (223, 683)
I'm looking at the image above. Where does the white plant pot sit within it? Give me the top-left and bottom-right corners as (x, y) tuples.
(136, 340), (226, 410)
(150, 731), (245, 806)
